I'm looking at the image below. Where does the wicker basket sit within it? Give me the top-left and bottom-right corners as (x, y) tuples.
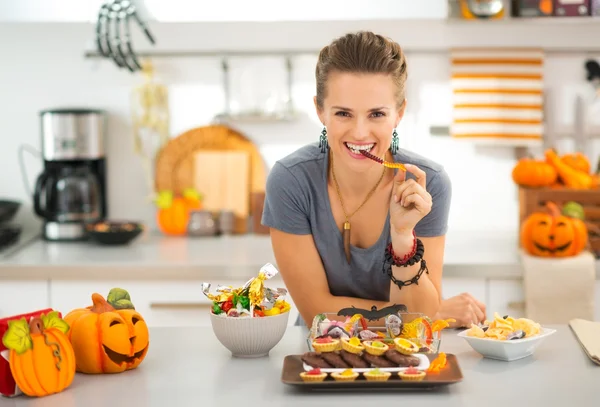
(154, 124), (267, 195)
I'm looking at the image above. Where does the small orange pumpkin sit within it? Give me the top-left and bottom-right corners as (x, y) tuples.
(521, 201), (588, 257)
(561, 152), (590, 174)
(511, 157), (557, 187)
(155, 189), (202, 235)
(64, 288), (149, 374)
(2, 312), (75, 397)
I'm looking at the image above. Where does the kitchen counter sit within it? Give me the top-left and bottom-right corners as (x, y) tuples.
(0, 229), (532, 280)
(0, 325), (597, 407)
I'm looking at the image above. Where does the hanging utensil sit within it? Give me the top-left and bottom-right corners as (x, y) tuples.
(95, 0), (156, 72)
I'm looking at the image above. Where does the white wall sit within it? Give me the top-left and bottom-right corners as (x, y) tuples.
(0, 22), (598, 233)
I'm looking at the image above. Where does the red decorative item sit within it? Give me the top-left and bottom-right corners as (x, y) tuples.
(387, 231), (417, 266)
(0, 309), (60, 397)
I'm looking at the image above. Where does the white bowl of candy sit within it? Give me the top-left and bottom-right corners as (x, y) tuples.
(458, 313), (556, 362)
(205, 263), (292, 358)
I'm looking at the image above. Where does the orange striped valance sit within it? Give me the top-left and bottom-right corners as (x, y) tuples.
(450, 48), (545, 146)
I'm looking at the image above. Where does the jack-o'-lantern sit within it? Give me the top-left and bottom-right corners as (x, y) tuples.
(521, 201), (588, 257)
(64, 288), (149, 374)
(2, 312), (75, 397)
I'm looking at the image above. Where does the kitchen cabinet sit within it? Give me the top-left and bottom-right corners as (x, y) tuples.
(0, 281), (49, 318)
(0, 0), (448, 23)
(595, 281), (600, 321)
(49, 280), (298, 328)
(487, 279), (525, 320)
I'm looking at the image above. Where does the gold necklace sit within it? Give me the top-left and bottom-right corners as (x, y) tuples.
(331, 153), (387, 264)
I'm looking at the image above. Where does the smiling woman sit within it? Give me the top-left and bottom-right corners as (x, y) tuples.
(261, 31), (487, 329)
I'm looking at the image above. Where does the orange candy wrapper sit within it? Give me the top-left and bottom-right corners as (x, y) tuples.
(427, 352), (447, 373)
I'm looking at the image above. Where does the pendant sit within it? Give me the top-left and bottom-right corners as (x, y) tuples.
(343, 221), (351, 264)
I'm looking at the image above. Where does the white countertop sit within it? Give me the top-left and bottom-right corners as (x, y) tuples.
(0, 325), (597, 407)
(0, 228), (532, 280)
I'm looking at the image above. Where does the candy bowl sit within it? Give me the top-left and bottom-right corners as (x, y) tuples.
(209, 309), (290, 358)
(457, 313), (556, 361)
(204, 263), (292, 358)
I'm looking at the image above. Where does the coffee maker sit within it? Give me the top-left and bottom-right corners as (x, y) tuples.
(33, 109), (108, 241)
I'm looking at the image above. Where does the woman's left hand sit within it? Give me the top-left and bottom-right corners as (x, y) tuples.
(389, 164), (432, 238)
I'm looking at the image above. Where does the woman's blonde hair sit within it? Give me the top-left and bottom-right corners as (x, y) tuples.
(315, 31), (408, 109)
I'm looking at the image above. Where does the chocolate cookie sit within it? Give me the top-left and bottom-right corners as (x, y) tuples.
(301, 352), (332, 369)
(384, 349), (420, 367)
(339, 350), (369, 368)
(321, 352), (351, 368)
(362, 352), (397, 368)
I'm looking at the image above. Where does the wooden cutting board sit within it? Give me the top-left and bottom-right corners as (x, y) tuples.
(193, 151), (250, 234)
(569, 318), (600, 366)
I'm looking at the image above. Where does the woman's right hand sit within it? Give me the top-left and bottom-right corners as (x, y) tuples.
(434, 293), (487, 328)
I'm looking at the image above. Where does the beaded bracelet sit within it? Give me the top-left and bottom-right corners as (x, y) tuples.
(383, 238), (429, 290)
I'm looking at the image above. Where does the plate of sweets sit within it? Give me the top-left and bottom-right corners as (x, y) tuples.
(281, 304), (463, 390)
(458, 312), (556, 362)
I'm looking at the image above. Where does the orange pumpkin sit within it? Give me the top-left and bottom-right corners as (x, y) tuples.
(2, 312), (75, 397)
(64, 288), (149, 374)
(521, 201), (588, 257)
(561, 152), (590, 174)
(511, 157), (557, 187)
(156, 189), (202, 235)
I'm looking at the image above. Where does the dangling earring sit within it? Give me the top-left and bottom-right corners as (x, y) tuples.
(319, 127), (328, 153)
(390, 129), (399, 155)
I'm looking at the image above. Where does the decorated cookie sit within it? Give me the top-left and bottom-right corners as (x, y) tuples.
(331, 368), (359, 381)
(363, 340), (389, 356)
(364, 367), (392, 381)
(393, 338), (420, 355)
(312, 336), (340, 353)
(2, 312), (75, 397)
(299, 367), (328, 382)
(64, 288), (149, 374)
(398, 366), (426, 381)
(341, 337), (364, 354)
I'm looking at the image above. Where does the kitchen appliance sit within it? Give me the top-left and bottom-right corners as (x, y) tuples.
(33, 109), (108, 241)
(513, 0), (554, 16)
(553, 0), (590, 16)
(459, 0), (505, 19)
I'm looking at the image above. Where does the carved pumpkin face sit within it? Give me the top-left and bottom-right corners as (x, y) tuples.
(64, 289), (149, 374)
(521, 202), (588, 257)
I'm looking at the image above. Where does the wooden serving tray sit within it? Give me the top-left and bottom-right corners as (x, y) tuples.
(281, 353), (463, 390)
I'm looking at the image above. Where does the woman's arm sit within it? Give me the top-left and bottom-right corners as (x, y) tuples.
(270, 228), (401, 325)
(384, 233), (443, 319)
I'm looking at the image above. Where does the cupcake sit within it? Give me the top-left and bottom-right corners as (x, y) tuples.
(398, 366), (426, 381)
(363, 367), (391, 382)
(363, 340), (389, 356)
(300, 367), (328, 382)
(393, 338), (420, 355)
(331, 368), (359, 382)
(341, 337), (364, 354)
(312, 336), (340, 353)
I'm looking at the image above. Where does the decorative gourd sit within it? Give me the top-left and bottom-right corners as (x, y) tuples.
(561, 152), (590, 174)
(63, 288), (149, 374)
(545, 149), (594, 189)
(1, 312), (75, 397)
(511, 157), (557, 187)
(562, 201), (585, 220)
(155, 189), (202, 235)
(521, 201), (588, 257)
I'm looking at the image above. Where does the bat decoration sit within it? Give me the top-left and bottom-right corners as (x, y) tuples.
(337, 304), (408, 321)
(585, 59), (600, 91)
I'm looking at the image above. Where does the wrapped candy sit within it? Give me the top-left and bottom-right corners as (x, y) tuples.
(202, 263), (291, 318)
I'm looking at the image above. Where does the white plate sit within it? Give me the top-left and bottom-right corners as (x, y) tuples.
(457, 327), (556, 362)
(303, 353), (430, 373)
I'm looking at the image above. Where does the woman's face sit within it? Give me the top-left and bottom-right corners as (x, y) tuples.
(315, 71), (406, 172)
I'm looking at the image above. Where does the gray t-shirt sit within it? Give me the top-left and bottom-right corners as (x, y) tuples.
(261, 142), (452, 322)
